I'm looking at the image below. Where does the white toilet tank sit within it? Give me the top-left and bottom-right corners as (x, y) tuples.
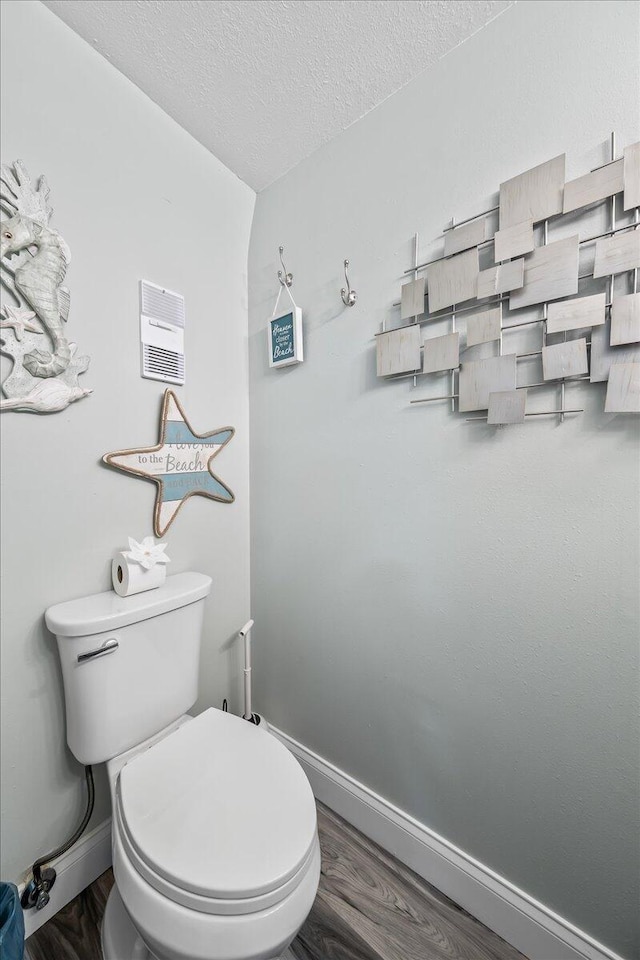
(46, 572), (212, 765)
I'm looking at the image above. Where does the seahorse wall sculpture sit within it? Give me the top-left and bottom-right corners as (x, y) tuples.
(0, 160), (91, 413)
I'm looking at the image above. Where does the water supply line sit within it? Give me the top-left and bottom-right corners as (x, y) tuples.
(21, 764), (95, 910)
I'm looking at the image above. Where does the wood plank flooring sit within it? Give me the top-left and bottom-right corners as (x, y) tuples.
(26, 869), (113, 960)
(26, 802), (527, 960)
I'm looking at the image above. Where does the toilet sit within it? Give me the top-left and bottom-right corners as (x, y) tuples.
(46, 572), (320, 960)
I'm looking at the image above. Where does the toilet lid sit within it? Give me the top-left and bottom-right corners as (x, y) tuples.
(118, 708), (317, 901)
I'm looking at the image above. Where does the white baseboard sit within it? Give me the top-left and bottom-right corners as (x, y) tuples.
(271, 725), (627, 960)
(19, 818), (112, 940)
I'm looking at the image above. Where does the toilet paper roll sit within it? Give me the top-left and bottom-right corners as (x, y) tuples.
(112, 554), (167, 597)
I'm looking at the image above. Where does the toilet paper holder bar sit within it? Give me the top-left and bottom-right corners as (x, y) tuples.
(77, 638), (119, 663)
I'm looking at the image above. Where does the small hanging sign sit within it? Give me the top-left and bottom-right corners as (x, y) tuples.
(267, 277), (304, 368)
(268, 307), (303, 367)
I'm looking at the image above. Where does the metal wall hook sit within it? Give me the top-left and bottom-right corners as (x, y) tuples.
(341, 259), (357, 307)
(277, 245), (293, 288)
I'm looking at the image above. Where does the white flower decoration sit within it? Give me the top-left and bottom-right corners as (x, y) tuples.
(126, 536), (171, 570)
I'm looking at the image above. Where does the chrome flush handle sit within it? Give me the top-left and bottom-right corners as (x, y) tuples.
(77, 638), (119, 663)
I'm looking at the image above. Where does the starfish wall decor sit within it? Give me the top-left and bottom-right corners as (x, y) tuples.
(103, 390), (235, 537)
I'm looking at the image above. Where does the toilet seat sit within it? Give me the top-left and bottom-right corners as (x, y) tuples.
(116, 708), (317, 916)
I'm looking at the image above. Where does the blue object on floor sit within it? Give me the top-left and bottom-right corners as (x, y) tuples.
(0, 882), (24, 960)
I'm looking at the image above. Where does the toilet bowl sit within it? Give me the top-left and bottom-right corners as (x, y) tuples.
(46, 573), (320, 960)
(103, 709), (320, 960)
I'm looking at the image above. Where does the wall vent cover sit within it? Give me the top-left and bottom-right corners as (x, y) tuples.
(140, 280), (185, 384)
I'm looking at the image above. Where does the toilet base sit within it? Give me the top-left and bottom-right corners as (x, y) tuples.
(102, 885), (152, 959)
(101, 885), (295, 960)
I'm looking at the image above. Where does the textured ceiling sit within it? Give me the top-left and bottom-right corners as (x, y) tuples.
(41, 0), (513, 191)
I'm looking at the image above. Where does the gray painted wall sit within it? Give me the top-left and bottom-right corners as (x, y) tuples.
(1, 0), (254, 883)
(248, 2), (640, 956)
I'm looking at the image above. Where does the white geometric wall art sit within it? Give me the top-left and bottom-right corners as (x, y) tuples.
(499, 154), (565, 229)
(477, 259), (524, 299)
(443, 218), (490, 257)
(563, 159), (624, 214)
(0, 160), (92, 414)
(487, 389), (526, 425)
(623, 142), (640, 211)
(546, 292), (606, 335)
(542, 338), (589, 381)
(426, 247), (478, 313)
(400, 276), (425, 320)
(509, 235), (580, 310)
(610, 293), (640, 346)
(493, 219), (534, 262)
(466, 308), (502, 346)
(592, 228), (640, 278)
(590, 320), (640, 383)
(376, 325), (421, 377)
(382, 134), (640, 426)
(604, 362), (640, 413)
(458, 354), (517, 412)
(422, 332), (459, 374)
